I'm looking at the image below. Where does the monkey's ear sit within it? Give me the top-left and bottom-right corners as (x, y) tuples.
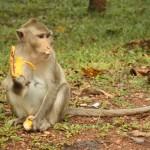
(16, 28), (25, 41)
(49, 30), (53, 36)
(27, 18), (37, 24)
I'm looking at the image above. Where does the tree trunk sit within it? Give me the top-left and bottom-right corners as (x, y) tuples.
(88, 0), (106, 13)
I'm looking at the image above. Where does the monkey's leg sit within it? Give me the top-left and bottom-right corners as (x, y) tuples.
(7, 90), (28, 125)
(32, 83), (70, 131)
(48, 83), (70, 125)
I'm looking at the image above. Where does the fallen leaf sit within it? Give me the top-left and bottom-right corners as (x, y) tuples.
(80, 103), (88, 107)
(112, 38), (150, 52)
(82, 67), (106, 77)
(147, 71), (150, 82)
(115, 139), (122, 145)
(99, 89), (113, 98)
(80, 87), (113, 98)
(80, 87), (104, 96)
(129, 130), (150, 137)
(143, 53), (149, 58)
(56, 26), (65, 31)
(123, 38), (150, 50)
(44, 131), (50, 135)
(131, 137), (144, 144)
(130, 67), (150, 77)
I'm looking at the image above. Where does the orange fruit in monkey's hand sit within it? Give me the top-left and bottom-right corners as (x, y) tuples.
(10, 46), (36, 78)
(10, 46), (23, 78)
(23, 115), (33, 131)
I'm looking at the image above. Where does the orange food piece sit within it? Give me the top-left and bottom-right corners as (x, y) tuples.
(23, 115), (33, 131)
(10, 46), (36, 78)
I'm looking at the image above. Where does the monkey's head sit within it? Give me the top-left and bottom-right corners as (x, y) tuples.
(16, 19), (53, 59)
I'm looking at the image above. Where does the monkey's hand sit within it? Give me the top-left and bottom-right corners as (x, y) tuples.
(13, 75), (29, 87)
(10, 46), (36, 78)
(12, 75), (30, 94)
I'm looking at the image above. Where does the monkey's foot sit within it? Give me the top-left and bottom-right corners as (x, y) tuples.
(39, 119), (51, 131)
(9, 117), (26, 125)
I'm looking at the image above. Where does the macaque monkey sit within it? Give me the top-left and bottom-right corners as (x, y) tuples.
(2, 18), (70, 131)
(2, 19), (150, 131)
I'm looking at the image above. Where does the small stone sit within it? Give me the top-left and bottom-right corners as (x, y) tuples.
(44, 131), (50, 135)
(80, 103), (88, 107)
(77, 139), (82, 142)
(117, 146), (122, 149)
(138, 94), (144, 99)
(92, 102), (100, 108)
(115, 139), (121, 145)
(146, 98), (150, 101)
(132, 137), (144, 143)
(41, 134), (48, 137)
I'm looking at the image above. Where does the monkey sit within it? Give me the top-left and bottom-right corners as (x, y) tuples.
(2, 19), (150, 131)
(2, 18), (70, 131)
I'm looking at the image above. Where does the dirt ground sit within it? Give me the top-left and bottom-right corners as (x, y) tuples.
(2, 115), (150, 150)
(1, 87), (150, 150)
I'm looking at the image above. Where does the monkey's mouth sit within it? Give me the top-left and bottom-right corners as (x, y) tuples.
(43, 54), (50, 59)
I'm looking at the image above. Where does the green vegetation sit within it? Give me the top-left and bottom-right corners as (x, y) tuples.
(0, 0), (150, 149)
(54, 122), (113, 138)
(0, 0), (150, 74)
(0, 122), (22, 148)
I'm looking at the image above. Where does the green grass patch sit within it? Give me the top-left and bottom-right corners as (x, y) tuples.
(0, 0), (150, 148)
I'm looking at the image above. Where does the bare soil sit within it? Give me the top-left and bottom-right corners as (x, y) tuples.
(1, 71), (150, 150)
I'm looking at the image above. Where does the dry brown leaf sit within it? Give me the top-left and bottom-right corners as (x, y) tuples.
(131, 137), (144, 144)
(129, 130), (150, 137)
(99, 89), (113, 98)
(80, 87), (113, 98)
(80, 103), (88, 107)
(80, 87), (103, 96)
(88, 0), (106, 13)
(130, 67), (150, 77)
(123, 38), (150, 50)
(147, 71), (150, 82)
(143, 53), (149, 58)
(82, 67), (106, 77)
(56, 26), (65, 31)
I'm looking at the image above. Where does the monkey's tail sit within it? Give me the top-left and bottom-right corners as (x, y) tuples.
(67, 106), (150, 117)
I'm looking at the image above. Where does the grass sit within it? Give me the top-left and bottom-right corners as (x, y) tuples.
(0, 0), (150, 149)
(0, 122), (22, 148)
(54, 122), (113, 139)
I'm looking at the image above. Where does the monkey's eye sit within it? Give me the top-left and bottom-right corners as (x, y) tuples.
(51, 41), (54, 45)
(38, 35), (44, 39)
(46, 33), (50, 38)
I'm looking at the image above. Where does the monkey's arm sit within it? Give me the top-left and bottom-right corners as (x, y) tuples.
(67, 106), (150, 117)
(1, 74), (12, 89)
